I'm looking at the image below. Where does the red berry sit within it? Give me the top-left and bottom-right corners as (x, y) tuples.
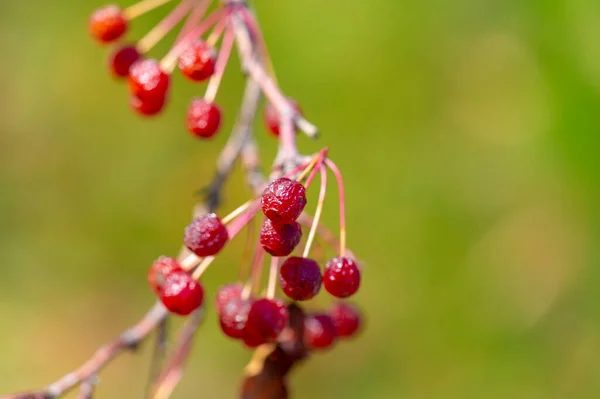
(129, 95), (166, 116)
(148, 256), (183, 294)
(329, 302), (361, 338)
(128, 59), (170, 102)
(261, 178), (307, 224)
(279, 257), (322, 301)
(323, 257), (361, 298)
(109, 45), (140, 78)
(159, 271), (204, 316)
(304, 314), (337, 350)
(184, 213), (229, 257)
(264, 99), (301, 137)
(186, 98), (221, 138)
(89, 5), (128, 44)
(219, 298), (252, 339)
(243, 333), (266, 348)
(245, 298), (289, 343)
(178, 41), (216, 82)
(215, 283), (243, 314)
(260, 219), (302, 257)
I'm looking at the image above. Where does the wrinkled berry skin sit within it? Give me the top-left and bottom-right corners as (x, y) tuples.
(323, 257), (361, 298)
(178, 41), (216, 82)
(148, 256), (182, 294)
(159, 271), (204, 316)
(279, 257), (322, 301)
(109, 45), (140, 78)
(184, 213), (229, 257)
(219, 298), (252, 339)
(186, 98), (222, 138)
(128, 59), (170, 102)
(89, 5), (127, 43)
(215, 283), (243, 314)
(245, 298), (289, 343)
(130, 95), (166, 116)
(261, 178), (307, 224)
(329, 302), (361, 338)
(264, 99), (301, 137)
(304, 314), (337, 350)
(260, 219), (302, 257)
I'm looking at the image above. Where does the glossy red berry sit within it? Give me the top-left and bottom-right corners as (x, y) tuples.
(89, 5), (128, 44)
(245, 298), (289, 343)
(109, 45), (140, 78)
(304, 314), (337, 350)
(128, 59), (170, 102)
(186, 98), (221, 138)
(178, 41), (216, 82)
(219, 298), (252, 339)
(260, 219), (302, 257)
(261, 178), (307, 224)
(129, 95), (166, 116)
(184, 213), (229, 257)
(329, 302), (361, 338)
(323, 257), (361, 298)
(264, 99), (301, 137)
(215, 283), (243, 314)
(243, 332), (266, 348)
(279, 257), (322, 301)
(159, 271), (204, 316)
(148, 256), (183, 294)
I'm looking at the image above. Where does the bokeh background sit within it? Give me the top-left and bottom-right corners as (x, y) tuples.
(2, 0), (600, 397)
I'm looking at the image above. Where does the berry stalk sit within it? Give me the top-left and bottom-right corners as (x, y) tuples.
(302, 164), (328, 257)
(124, 0), (175, 19)
(136, 0), (193, 53)
(324, 159), (347, 257)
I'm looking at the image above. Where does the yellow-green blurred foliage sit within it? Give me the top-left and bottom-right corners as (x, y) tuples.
(2, 0), (600, 398)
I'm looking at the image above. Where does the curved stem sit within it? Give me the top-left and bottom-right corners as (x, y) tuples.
(302, 164), (327, 258)
(324, 159), (347, 257)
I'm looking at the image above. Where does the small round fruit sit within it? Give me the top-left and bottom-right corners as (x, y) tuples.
(264, 99), (301, 137)
(109, 45), (140, 78)
(245, 298), (289, 343)
(219, 298), (252, 339)
(329, 302), (361, 338)
(215, 283), (243, 314)
(159, 271), (204, 316)
(260, 219), (302, 257)
(129, 94), (166, 116)
(279, 257), (322, 301)
(89, 5), (128, 44)
(323, 257), (361, 298)
(178, 41), (216, 82)
(128, 59), (170, 102)
(148, 256), (182, 294)
(261, 177), (307, 224)
(304, 314), (337, 350)
(186, 98), (221, 138)
(184, 213), (229, 257)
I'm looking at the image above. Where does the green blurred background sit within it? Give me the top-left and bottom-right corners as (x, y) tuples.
(2, 0), (600, 397)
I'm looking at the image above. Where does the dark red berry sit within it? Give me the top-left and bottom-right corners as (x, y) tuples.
(184, 213), (229, 257)
(329, 302), (361, 338)
(128, 59), (170, 102)
(148, 256), (183, 294)
(215, 283), (243, 314)
(159, 271), (204, 316)
(219, 298), (252, 339)
(186, 98), (221, 138)
(89, 5), (128, 44)
(109, 45), (140, 78)
(129, 95), (166, 116)
(323, 257), (361, 298)
(260, 219), (302, 257)
(264, 99), (301, 137)
(261, 178), (307, 224)
(245, 298), (289, 343)
(279, 257), (322, 301)
(304, 314), (337, 350)
(243, 332), (266, 348)
(178, 41), (216, 82)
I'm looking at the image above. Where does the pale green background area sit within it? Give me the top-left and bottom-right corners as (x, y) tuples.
(2, 0), (600, 398)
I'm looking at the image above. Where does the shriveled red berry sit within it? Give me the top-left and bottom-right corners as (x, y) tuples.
(129, 95), (166, 116)
(304, 314), (337, 350)
(178, 41), (216, 82)
(329, 302), (361, 338)
(159, 271), (204, 316)
(89, 5), (128, 44)
(109, 45), (140, 78)
(128, 59), (170, 102)
(260, 219), (302, 257)
(186, 98), (221, 138)
(219, 298), (252, 339)
(245, 298), (289, 343)
(261, 178), (307, 224)
(323, 257), (361, 298)
(148, 256), (183, 294)
(264, 99), (302, 137)
(279, 257), (322, 301)
(184, 213), (229, 257)
(215, 283), (243, 314)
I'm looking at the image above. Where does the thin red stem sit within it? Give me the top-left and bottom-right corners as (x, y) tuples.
(324, 159), (347, 257)
(266, 257), (280, 299)
(205, 22), (235, 103)
(175, 0), (210, 43)
(137, 0), (193, 53)
(303, 164), (327, 258)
